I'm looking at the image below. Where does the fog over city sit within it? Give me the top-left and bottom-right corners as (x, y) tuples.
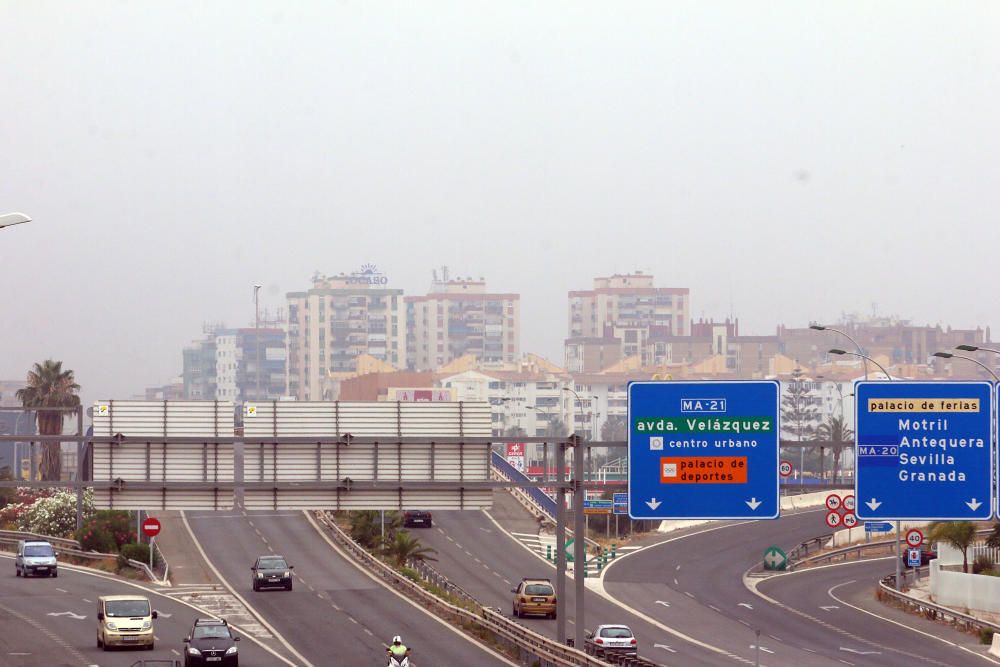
(2, 2), (998, 404)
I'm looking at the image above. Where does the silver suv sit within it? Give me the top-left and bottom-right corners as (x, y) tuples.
(16, 540), (58, 578)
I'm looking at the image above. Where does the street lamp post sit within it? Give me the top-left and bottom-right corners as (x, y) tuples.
(933, 352), (1000, 382)
(253, 284), (262, 400)
(829, 348), (901, 587)
(811, 325), (868, 380)
(0, 212), (31, 230)
(562, 387), (586, 437)
(828, 349), (890, 379)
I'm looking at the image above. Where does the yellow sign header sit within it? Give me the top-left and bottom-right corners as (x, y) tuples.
(867, 398), (980, 413)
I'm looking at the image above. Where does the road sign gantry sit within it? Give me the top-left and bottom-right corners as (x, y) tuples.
(627, 381), (780, 520)
(855, 381), (994, 521)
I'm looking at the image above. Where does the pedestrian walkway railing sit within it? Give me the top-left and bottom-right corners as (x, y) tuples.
(492, 452), (558, 517)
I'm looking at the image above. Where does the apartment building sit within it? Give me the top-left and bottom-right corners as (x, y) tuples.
(644, 319), (781, 377)
(406, 272), (519, 371)
(566, 272), (690, 372)
(182, 323), (286, 401)
(286, 267), (405, 400)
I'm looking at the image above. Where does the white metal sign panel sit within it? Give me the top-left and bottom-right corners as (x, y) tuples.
(91, 400), (235, 510)
(241, 401), (492, 510)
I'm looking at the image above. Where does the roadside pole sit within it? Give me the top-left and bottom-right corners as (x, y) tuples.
(573, 434), (586, 651)
(896, 521), (903, 591)
(75, 406), (84, 530)
(555, 441), (567, 644)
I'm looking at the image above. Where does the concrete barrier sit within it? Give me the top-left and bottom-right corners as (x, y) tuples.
(930, 558), (1000, 615)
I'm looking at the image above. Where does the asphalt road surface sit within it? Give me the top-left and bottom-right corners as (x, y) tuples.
(184, 509), (511, 667)
(0, 553), (276, 667)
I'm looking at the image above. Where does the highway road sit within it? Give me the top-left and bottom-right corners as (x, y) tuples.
(0, 553), (278, 667)
(755, 557), (999, 666)
(184, 508), (512, 667)
(419, 492), (743, 666)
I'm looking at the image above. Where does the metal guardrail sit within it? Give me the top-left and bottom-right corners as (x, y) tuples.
(0, 532), (118, 563)
(314, 511), (641, 667)
(878, 572), (1000, 636)
(0, 529), (80, 550)
(407, 557), (481, 610)
(785, 532), (834, 565)
(789, 538), (895, 570)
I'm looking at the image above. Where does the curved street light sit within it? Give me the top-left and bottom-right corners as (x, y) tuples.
(933, 351), (999, 382)
(828, 349), (891, 380)
(956, 344), (1000, 356)
(0, 212), (32, 230)
(811, 324), (868, 380)
(562, 387), (586, 437)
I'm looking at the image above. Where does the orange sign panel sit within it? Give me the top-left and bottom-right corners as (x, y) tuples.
(660, 457), (748, 484)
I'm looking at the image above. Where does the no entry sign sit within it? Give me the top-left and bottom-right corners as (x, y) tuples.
(142, 518), (162, 538)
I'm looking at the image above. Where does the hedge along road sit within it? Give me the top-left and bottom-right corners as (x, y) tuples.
(183, 508), (515, 667)
(0, 553), (283, 666)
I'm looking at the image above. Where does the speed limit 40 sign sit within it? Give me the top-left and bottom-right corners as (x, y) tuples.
(906, 529), (925, 548)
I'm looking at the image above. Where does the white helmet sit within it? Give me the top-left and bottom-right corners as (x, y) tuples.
(392, 636), (402, 644)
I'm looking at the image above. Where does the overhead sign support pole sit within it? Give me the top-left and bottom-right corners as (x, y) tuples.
(555, 440), (567, 644)
(572, 434), (586, 652)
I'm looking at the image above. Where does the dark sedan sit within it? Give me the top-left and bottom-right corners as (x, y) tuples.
(250, 555), (293, 591)
(184, 618), (240, 666)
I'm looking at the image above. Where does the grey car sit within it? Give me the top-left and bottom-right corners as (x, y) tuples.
(250, 555), (293, 591)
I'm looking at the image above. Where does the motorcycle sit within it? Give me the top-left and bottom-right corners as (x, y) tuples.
(387, 650), (410, 666)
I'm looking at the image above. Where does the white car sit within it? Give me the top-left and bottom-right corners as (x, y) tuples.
(585, 624), (638, 657)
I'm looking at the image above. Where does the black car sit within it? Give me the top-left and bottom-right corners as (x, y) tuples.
(403, 510), (433, 528)
(184, 618), (240, 666)
(251, 555), (293, 591)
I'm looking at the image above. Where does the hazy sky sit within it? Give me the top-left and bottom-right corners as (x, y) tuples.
(2, 2), (998, 405)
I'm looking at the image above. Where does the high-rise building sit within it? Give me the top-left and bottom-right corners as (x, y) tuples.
(566, 272), (690, 371)
(286, 267), (405, 400)
(182, 319), (286, 401)
(406, 269), (519, 371)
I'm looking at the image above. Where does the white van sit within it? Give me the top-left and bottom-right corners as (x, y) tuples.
(96, 595), (157, 650)
(15, 540), (58, 578)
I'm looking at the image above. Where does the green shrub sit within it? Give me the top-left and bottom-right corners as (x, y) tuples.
(973, 554), (995, 575)
(76, 510), (135, 552)
(119, 543), (151, 565)
(979, 628), (994, 644)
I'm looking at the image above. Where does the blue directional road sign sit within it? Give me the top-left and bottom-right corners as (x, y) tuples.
(627, 381), (779, 520)
(855, 381), (993, 521)
(613, 493), (628, 515)
(864, 521), (893, 533)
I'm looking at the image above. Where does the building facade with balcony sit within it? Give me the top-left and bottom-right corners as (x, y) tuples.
(567, 273), (690, 372)
(406, 275), (519, 371)
(286, 269), (405, 400)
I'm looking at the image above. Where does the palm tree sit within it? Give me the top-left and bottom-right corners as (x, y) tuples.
(816, 414), (853, 484)
(601, 415), (627, 441)
(349, 510), (400, 550)
(927, 521), (977, 573)
(383, 530), (437, 567)
(544, 418), (568, 438)
(16, 360), (81, 481)
(503, 425), (526, 438)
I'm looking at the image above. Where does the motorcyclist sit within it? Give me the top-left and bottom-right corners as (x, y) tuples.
(386, 635), (410, 663)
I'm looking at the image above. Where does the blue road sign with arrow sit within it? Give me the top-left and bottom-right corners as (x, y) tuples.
(627, 381), (780, 520)
(855, 381), (993, 521)
(613, 493), (628, 515)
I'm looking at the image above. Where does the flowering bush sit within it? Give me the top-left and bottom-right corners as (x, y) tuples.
(13, 488), (94, 538)
(76, 511), (135, 553)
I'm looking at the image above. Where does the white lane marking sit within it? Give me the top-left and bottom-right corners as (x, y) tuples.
(304, 512), (520, 667)
(673, 578), (678, 586)
(839, 661), (855, 666)
(769, 635), (782, 642)
(171, 649), (180, 655)
(56, 588), (68, 593)
(709, 605), (721, 612)
(446, 536), (455, 542)
(474, 558), (482, 563)
(804, 648), (818, 653)
(348, 616), (358, 624)
(47, 611), (86, 620)
(684, 592), (695, 599)
(503, 578), (512, 585)
(750, 644), (774, 654)
(841, 647), (882, 655)
(364, 628), (374, 636)
(655, 600), (671, 608)
(737, 602), (753, 609)
(676, 565), (681, 571)
(179, 512), (309, 667)
(481, 509), (753, 664)
(820, 605), (840, 611)
(745, 561), (988, 666)
(82, 598), (92, 603)
(654, 643), (677, 653)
